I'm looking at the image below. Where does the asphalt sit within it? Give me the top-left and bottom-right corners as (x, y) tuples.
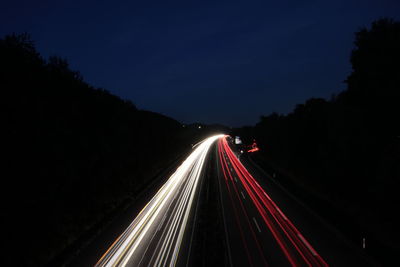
(71, 135), (222, 267)
(216, 137), (377, 266)
(68, 135), (378, 266)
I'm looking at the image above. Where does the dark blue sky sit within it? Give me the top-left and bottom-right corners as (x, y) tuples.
(1, 1), (400, 126)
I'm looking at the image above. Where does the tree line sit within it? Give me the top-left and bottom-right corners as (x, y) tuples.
(0, 33), (212, 265)
(233, 18), (400, 264)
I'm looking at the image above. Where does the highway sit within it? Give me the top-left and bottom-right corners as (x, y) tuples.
(217, 136), (328, 266)
(216, 136), (373, 267)
(95, 135), (223, 267)
(91, 134), (372, 267)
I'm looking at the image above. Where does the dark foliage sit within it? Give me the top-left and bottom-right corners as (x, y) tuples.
(0, 33), (203, 265)
(233, 18), (400, 262)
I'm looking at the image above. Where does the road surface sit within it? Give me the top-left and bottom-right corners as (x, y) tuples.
(217, 136), (329, 266)
(94, 135), (223, 266)
(92, 134), (373, 266)
(216, 136), (373, 267)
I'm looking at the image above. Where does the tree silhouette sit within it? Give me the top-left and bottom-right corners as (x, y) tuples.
(233, 18), (400, 264)
(1, 33), (205, 266)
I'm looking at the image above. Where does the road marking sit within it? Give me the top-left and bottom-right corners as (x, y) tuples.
(217, 150), (234, 267)
(191, 139), (205, 149)
(297, 233), (317, 256)
(241, 191), (245, 199)
(157, 212), (168, 232)
(253, 217), (261, 233)
(276, 207), (288, 221)
(263, 191), (271, 200)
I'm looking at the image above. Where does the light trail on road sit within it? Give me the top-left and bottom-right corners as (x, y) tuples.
(218, 136), (329, 266)
(95, 134), (223, 267)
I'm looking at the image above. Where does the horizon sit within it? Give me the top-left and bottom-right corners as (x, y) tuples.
(1, 1), (400, 127)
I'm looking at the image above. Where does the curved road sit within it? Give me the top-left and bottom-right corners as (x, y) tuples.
(95, 135), (223, 267)
(93, 135), (373, 266)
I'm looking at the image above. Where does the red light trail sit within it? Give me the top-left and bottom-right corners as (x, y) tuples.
(247, 140), (260, 153)
(218, 136), (328, 267)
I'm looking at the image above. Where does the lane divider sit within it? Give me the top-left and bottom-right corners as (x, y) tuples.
(220, 136), (328, 267)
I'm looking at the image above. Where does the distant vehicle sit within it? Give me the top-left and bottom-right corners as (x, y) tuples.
(235, 136), (242, 144)
(247, 140), (259, 153)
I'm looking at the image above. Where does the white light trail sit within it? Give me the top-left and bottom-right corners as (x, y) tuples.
(95, 135), (223, 267)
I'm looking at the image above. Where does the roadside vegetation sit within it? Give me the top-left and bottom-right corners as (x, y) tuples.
(233, 18), (400, 264)
(0, 34), (222, 266)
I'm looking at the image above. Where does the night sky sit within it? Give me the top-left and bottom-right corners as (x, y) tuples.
(1, 1), (400, 126)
